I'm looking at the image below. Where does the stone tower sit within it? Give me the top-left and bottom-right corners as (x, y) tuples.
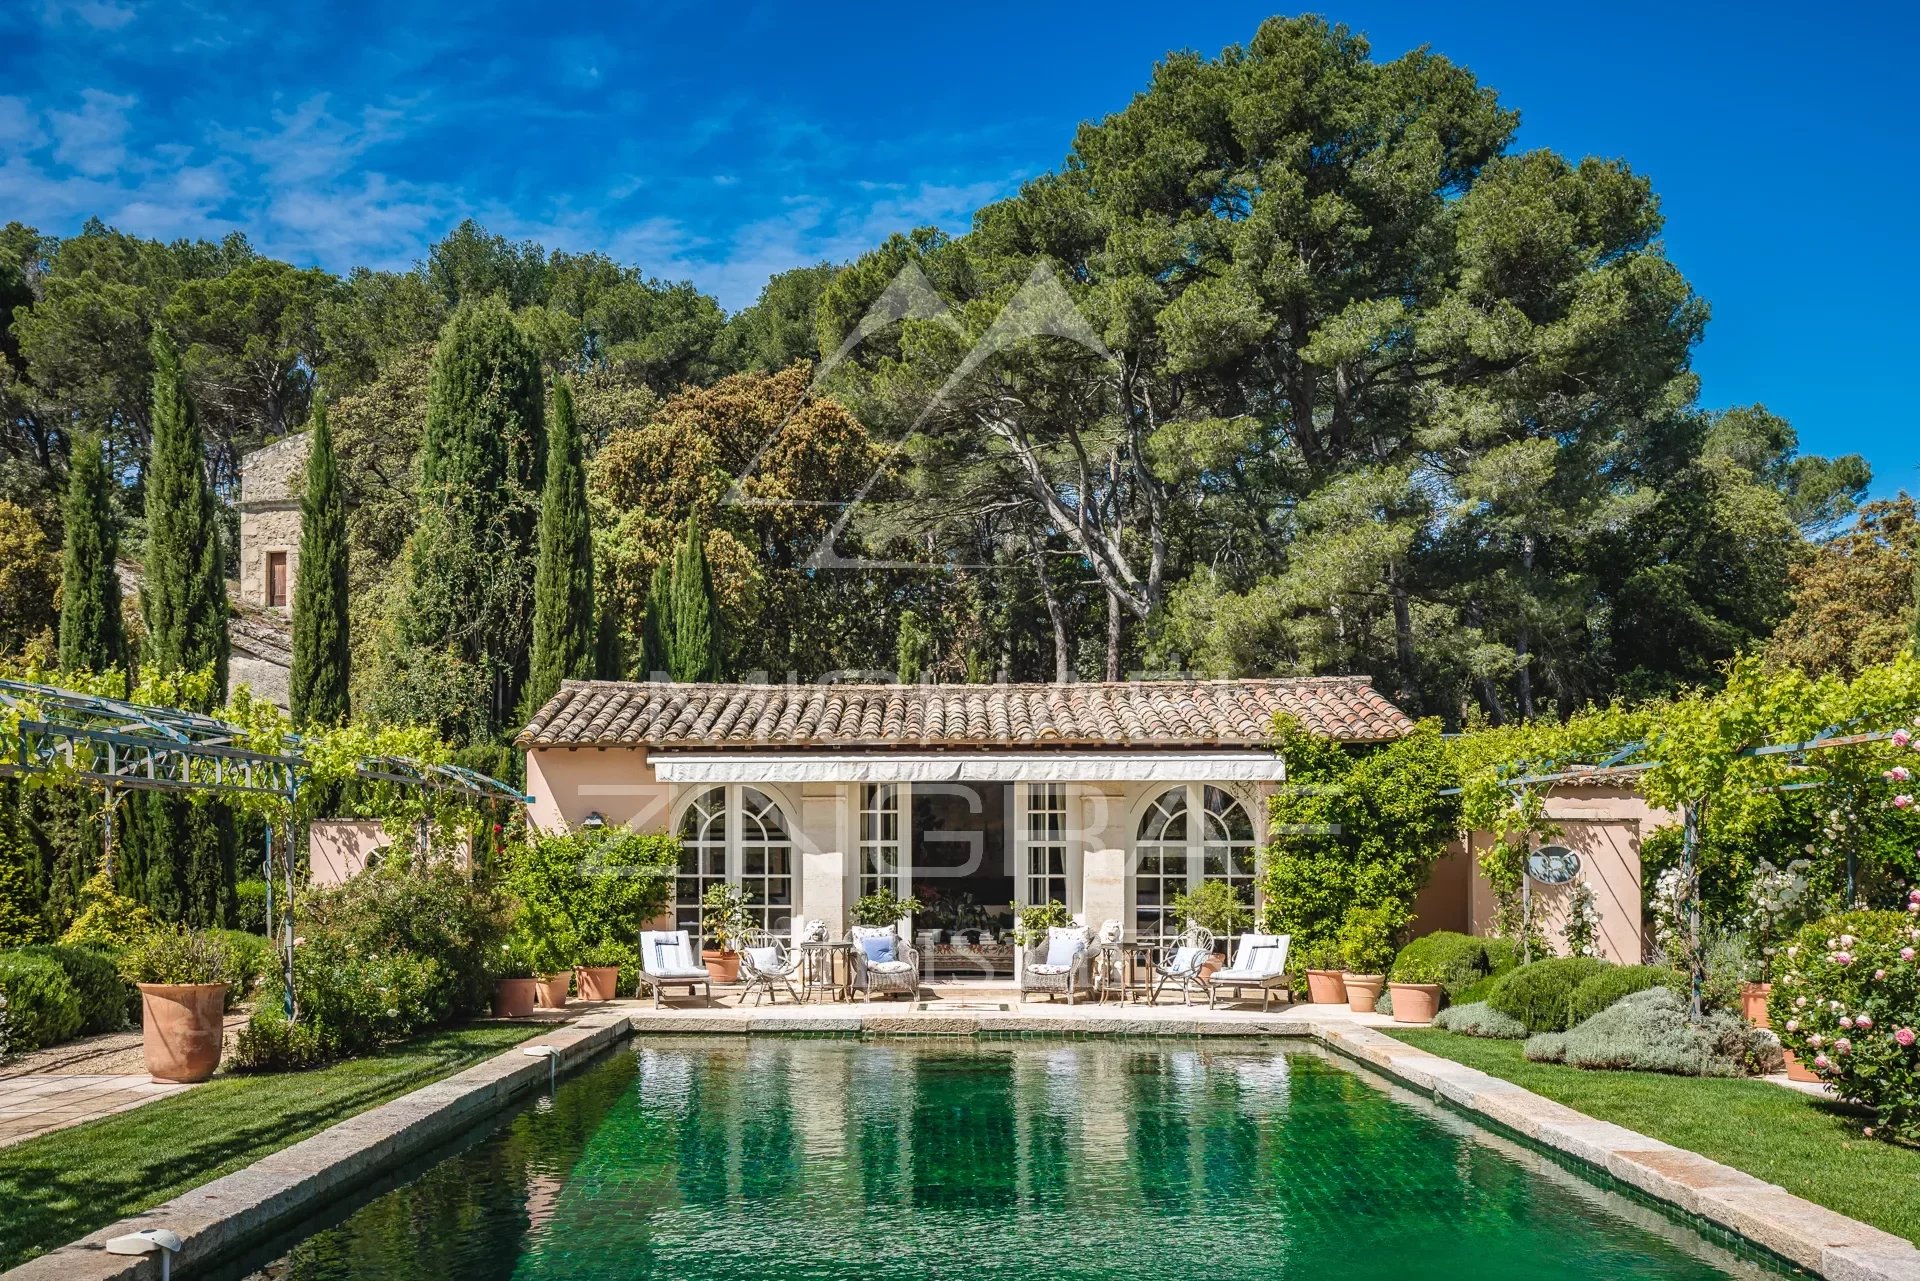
(237, 432), (309, 613)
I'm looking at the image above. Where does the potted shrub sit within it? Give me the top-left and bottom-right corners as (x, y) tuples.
(119, 928), (232, 1083)
(1387, 947), (1448, 1023)
(1011, 899), (1071, 949)
(700, 883), (754, 982)
(576, 941), (634, 1002)
(1337, 904), (1400, 1013)
(1296, 938), (1347, 1004)
(1170, 880), (1252, 978)
(851, 887), (922, 930)
(491, 932), (540, 1017)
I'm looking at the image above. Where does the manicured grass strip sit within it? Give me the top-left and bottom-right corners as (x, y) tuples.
(1389, 1028), (1920, 1245)
(0, 1022), (544, 1270)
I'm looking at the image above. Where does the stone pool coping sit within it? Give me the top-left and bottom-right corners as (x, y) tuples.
(9, 1005), (1918, 1281)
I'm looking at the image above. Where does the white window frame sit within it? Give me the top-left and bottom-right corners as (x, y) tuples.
(1016, 781), (1071, 911)
(1128, 783), (1257, 948)
(673, 784), (797, 943)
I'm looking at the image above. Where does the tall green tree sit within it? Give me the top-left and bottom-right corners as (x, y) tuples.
(524, 379), (595, 714)
(638, 560), (670, 680)
(56, 434), (125, 677)
(290, 395), (351, 726)
(141, 328), (229, 698)
(665, 517), (724, 682)
(398, 296), (545, 735)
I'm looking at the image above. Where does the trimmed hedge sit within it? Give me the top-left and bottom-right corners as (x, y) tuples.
(1568, 963), (1682, 1027)
(1526, 988), (1780, 1076)
(19, 945), (128, 1036)
(0, 952), (82, 1051)
(1432, 1000), (1527, 1039)
(1388, 931), (1492, 999)
(1486, 956), (1611, 1033)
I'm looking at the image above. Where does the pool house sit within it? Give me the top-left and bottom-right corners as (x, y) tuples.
(517, 678), (1412, 974)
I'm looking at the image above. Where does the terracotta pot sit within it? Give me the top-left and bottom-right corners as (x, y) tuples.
(1344, 973), (1386, 1013)
(1783, 1050), (1821, 1083)
(1740, 981), (1772, 1029)
(575, 965), (621, 1002)
(137, 982), (227, 1084)
(1198, 955), (1224, 981)
(534, 973), (571, 1009)
(1305, 969), (1348, 1004)
(492, 977), (539, 1017)
(1389, 982), (1444, 1024)
(702, 949), (741, 983)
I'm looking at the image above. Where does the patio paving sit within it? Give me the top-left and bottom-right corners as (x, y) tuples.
(0, 1074), (194, 1148)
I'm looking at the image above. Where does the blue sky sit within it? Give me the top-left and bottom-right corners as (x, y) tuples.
(1, 1), (1914, 494)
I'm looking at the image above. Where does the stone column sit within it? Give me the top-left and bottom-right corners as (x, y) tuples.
(1079, 785), (1127, 933)
(799, 785), (849, 938)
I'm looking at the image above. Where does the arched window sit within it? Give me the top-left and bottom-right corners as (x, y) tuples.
(1133, 784), (1256, 947)
(676, 786), (795, 941)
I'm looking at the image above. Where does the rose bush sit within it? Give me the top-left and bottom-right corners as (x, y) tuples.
(1770, 905), (1920, 1141)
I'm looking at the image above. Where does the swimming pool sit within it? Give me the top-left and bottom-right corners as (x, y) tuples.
(226, 1037), (1798, 1280)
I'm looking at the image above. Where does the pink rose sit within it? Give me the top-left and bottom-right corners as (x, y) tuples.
(1835, 1038), (1852, 1054)
(1896, 1027), (1917, 1048)
(1876, 969), (1888, 980)
(1899, 729), (1915, 747)
(1859, 1014), (1875, 1029)
(1889, 767), (1913, 783)
(1814, 1054), (1831, 1070)
(1837, 953), (1854, 966)
(1785, 1019), (1800, 1032)
(1840, 1015), (1854, 1029)
(1842, 934), (1856, 948)
(1910, 889), (1920, 904)
(1795, 996), (1808, 1008)
(1903, 948), (1916, 962)
(1865, 1127), (1876, 1138)
(1896, 795), (1915, 810)
(1809, 1033), (1825, 1048)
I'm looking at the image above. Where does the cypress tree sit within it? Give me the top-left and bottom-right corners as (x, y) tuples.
(665, 516), (724, 682)
(141, 329), (229, 699)
(57, 432), (126, 680)
(290, 396), (351, 726)
(0, 784), (45, 946)
(401, 297), (545, 735)
(138, 330), (233, 925)
(638, 560), (670, 681)
(524, 378), (594, 714)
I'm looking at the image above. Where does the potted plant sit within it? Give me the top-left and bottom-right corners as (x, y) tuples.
(576, 940), (635, 1002)
(1170, 880), (1252, 978)
(119, 927), (232, 1083)
(490, 931), (541, 1017)
(700, 882), (754, 982)
(1011, 899), (1071, 949)
(1336, 904), (1400, 1013)
(527, 928), (577, 1009)
(851, 887), (922, 930)
(1296, 938), (1347, 1004)
(1386, 947), (1447, 1023)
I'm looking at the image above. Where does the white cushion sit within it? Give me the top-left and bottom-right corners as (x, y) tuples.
(1167, 945), (1206, 974)
(1212, 968), (1279, 983)
(746, 946), (782, 972)
(642, 931), (702, 976)
(1027, 963), (1071, 976)
(1044, 928), (1086, 969)
(871, 959), (915, 974)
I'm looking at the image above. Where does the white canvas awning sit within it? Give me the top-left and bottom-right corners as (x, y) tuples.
(647, 751), (1285, 785)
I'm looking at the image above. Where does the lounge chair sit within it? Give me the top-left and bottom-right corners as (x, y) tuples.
(738, 928), (803, 1006)
(636, 929), (713, 1008)
(1020, 924), (1093, 1004)
(1147, 926), (1216, 1006)
(848, 925), (920, 1001)
(1205, 933), (1292, 1011)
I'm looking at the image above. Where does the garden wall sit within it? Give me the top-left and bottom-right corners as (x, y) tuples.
(308, 819), (471, 886)
(1413, 782), (1662, 963)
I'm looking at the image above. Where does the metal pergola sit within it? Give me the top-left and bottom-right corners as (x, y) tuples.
(0, 678), (531, 1018)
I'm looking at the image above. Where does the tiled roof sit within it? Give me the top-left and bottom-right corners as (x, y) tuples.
(517, 678), (1411, 750)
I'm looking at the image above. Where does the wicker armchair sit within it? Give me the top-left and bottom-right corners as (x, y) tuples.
(1020, 924), (1093, 1004)
(738, 928), (804, 1006)
(1147, 926), (1216, 1006)
(848, 925), (921, 1001)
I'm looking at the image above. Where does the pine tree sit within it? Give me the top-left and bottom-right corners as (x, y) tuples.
(400, 297), (545, 735)
(58, 433), (127, 680)
(141, 329), (229, 699)
(665, 517), (724, 682)
(290, 396), (351, 726)
(524, 378), (594, 714)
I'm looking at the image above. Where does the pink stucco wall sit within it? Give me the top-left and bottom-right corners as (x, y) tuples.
(524, 747), (672, 834)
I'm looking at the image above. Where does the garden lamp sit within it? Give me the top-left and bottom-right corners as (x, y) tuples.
(106, 1229), (183, 1281)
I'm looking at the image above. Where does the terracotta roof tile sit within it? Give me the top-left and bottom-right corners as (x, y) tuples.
(518, 678), (1411, 750)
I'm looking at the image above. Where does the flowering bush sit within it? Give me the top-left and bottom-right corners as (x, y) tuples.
(1770, 906), (1920, 1141)
(1743, 857), (1819, 981)
(1563, 882), (1602, 958)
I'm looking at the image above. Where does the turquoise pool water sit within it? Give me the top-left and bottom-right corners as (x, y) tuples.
(232, 1038), (1796, 1280)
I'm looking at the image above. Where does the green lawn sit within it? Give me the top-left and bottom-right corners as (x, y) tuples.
(1390, 1028), (1920, 1244)
(0, 1022), (544, 1270)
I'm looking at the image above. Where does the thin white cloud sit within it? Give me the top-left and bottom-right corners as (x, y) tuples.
(38, 0), (136, 31)
(47, 88), (136, 176)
